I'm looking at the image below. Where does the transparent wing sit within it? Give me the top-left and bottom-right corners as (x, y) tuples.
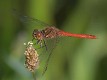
(42, 37), (59, 75)
(12, 9), (52, 28)
(32, 37), (59, 75)
(12, 9), (59, 75)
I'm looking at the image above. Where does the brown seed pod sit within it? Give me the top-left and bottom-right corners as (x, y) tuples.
(24, 41), (39, 72)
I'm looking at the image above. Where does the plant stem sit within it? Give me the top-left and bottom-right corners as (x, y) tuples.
(32, 72), (36, 80)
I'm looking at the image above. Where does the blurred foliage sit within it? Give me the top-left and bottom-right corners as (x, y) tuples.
(0, 0), (107, 80)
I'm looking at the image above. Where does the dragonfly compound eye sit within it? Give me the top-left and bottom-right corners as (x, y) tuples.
(32, 29), (43, 40)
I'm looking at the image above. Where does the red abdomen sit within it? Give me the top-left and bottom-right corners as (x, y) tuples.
(58, 30), (96, 39)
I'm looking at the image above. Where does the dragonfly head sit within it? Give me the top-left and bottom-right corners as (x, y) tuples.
(32, 29), (43, 41)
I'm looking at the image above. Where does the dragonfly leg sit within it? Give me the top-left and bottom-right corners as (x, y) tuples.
(40, 41), (43, 48)
(36, 40), (41, 44)
(43, 40), (48, 51)
(34, 40), (45, 49)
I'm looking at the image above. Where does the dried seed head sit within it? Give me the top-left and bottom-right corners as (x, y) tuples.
(24, 41), (39, 72)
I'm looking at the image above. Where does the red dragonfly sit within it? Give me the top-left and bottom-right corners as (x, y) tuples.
(31, 19), (96, 75)
(13, 10), (96, 75)
(32, 27), (96, 43)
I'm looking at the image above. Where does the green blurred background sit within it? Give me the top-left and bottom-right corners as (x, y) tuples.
(0, 0), (107, 80)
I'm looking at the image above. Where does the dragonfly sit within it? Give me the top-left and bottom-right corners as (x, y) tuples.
(13, 10), (96, 75)
(32, 24), (96, 75)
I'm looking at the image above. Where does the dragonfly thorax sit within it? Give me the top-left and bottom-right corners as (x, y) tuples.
(32, 29), (44, 41)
